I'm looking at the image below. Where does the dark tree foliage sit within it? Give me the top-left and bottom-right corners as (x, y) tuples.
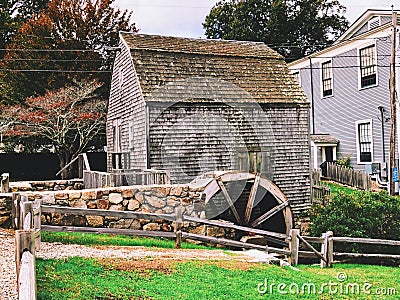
(0, 0), (49, 58)
(0, 0), (136, 104)
(203, 0), (349, 61)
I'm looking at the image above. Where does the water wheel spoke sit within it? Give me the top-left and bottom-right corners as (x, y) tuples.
(251, 201), (289, 228)
(216, 178), (243, 225)
(244, 174), (260, 225)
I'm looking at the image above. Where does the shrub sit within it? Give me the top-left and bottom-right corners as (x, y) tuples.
(309, 190), (400, 254)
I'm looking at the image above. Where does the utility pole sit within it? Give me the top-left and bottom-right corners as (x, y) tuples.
(389, 10), (397, 195)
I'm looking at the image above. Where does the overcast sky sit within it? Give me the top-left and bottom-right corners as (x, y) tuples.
(114, 0), (395, 38)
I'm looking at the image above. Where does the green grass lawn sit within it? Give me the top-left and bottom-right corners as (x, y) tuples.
(36, 257), (400, 300)
(41, 231), (215, 250)
(327, 182), (357, 195)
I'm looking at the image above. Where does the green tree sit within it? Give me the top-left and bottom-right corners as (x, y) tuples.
(203, 0), (349, 61)
(0, 0), (136, 103)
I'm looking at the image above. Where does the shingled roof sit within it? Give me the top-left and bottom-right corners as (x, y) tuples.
(121, 33), (308, 104)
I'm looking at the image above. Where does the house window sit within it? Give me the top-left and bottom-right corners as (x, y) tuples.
(356, 120), (373, 163)
(112, 119), (122, 169)
(360, 45), (377, 88)
(321, 60), (333, 97)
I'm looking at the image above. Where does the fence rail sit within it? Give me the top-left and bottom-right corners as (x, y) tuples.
(83, 169), (171, 189)
(326, 163), (372, 190)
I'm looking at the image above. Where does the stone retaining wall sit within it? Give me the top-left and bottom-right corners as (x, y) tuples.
(9, 179), (84, 192)
(0, 184), (236, 240)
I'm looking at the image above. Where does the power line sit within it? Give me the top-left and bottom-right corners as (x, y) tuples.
(0, 69), (110, 73)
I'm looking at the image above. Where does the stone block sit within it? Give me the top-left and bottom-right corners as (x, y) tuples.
(69, 191), (81, 201)
(70, 199), (87, 209)
(54, 192), (68, 200)
(127, 199), (140, 211)
(109, 204), (124, 211)
(86, 215), (104, 227)
(170, 186), (183, 196)
(145, 195), (166, 208)
(143, 222), (160, 231)
(134, 192), (144, 203)
(82, 190), (97, 201)
(122, 189), (135, 199)
(96, 199), (109, 210)
(42, 193), (56, 205)
(87, 201), (97, 209)
(109, 193), (123, 204)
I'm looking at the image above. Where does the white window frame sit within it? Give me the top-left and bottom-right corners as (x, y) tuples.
(358, 43), (378, 90)
(320, 59), (333, 98)
(355, 119), (374, 164)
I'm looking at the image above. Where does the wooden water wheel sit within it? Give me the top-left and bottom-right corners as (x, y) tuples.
(191, 171), (292, 245)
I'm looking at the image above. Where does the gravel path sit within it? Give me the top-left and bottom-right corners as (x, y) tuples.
(0, 229), (255, 299)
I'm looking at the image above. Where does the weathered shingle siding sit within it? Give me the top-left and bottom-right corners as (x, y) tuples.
(298, 37), (392, 171)
(148, 103), (311, 208)
(106, 39), (147, 171)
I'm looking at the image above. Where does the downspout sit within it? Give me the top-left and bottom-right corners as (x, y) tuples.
(309, 57), (315, 134)
(145, 103), (151, 169)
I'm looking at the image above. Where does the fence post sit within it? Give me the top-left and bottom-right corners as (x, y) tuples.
(15, 229), (35, 286)
(11, 193), (20, 229)
(33, 199), (42, 250)
(326, 231), (334, 267)
(321, 231), (332, 268)
(174, 206), (183, 249)
(288, 229), (299, 266)
(20, 197), (33, 230)
(1, 172), (9, 193)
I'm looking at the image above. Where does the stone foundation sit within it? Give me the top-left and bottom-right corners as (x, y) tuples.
(9, 179), (84, 192)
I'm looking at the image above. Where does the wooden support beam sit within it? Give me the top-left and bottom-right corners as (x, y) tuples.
(15, 229), (35, 287)
(251, 201), (288, 228)
(11, 193), (20, 230)
(288, 229), (299, 265)
(216, 178), (242, 225)
(174, 206), (183, 249)
(244, 174), (260, 224)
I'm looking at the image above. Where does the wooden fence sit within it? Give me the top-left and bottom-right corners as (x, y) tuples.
(83, 169), (171, 189)
(311, 170), (331, 203)
(12, 195), (400, 299)
(289, 229), (400, 267)
(326, 163), (372, 191)
(13, 194), (41, 300)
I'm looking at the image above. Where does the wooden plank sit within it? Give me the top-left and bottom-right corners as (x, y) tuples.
(41, 225), (176, 238)
(251, 201), (289, 228)
(18, 251), (36, 300)
(298, 251), (320, 259)
(182, 232), (268, 251)
(302, 236), (325, 243)
(244, 174), (260, 224)
(216, 178), (242, 225)
(334, 252), (400, 259)
(183, 215), (288, 240)
(41, 205), (176, 222)
(12, 193), (20, 230)
(332, 237), (400, 246)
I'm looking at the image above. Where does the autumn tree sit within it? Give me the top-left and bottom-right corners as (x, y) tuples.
(0, 0), (136, 103)
(1, 79), (106, 179)
(203, 0), (349, 61)
(0, 0), (49, 58)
